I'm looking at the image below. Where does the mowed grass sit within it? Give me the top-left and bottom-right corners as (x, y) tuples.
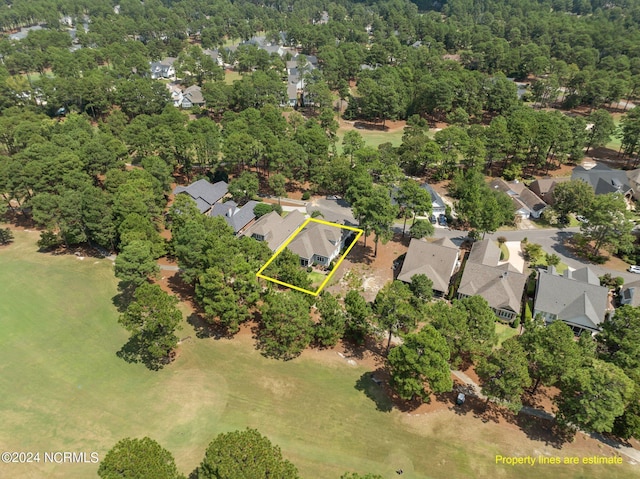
(495, 322), (519, 345)
(0, 229), (636, 479)
(223, 70), (242, 85)
(335, 126), (405, 153)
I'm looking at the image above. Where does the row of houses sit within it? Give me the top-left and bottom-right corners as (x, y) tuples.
(491, 163), (639, 221)
(395, 237), (610, 336)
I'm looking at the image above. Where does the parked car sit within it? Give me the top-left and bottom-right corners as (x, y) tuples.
(456, 393), (466, 405)
(576, 215), (587, 223)
(429, 215), (437, 224)
(629, 265), (640, 274)
(438, 214), (447, 226)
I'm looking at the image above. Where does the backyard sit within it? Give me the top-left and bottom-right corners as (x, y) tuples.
(0, 229), (636, 479)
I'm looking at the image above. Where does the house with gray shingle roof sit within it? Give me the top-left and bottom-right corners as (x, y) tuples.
(533, 265), (609, 335)
(173, 179), (228, 214)
(181, 85), (205, 108)
(287, 221), (347, 267)
(242, 210), (306, 251)
(397, 237), (460, 296)
(528, 177), (570, 206)
(150, 57), (176, 79)
(620, 280), (640, 307)
(457, 239), (527, 322)
(209, 200), (258, 234)
(572, 164), (632, 198)
(490, 178), (547, 219)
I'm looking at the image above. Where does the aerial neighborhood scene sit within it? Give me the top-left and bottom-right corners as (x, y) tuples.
(3, 0), (640, 478)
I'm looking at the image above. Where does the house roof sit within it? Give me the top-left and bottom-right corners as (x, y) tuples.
(209, 200), (258, 233)
(173, 179), (228, 213)
(458, 239), (526, 313)
(627, 168), (640, 185)
(572, 164), (632, 196)
(458, 262), (527, 313)
(183, 85), (204, 105)
(397, 238), (459, 294)
(489, 178), (547, 215)
(287, 221), (343, 260)
(466, 239), (502, 266)
(534, 267), (609, 331)
(243, 210), (306, 251)
(621, 280), (640, 307)
(420, 183), (446, 210)
(528, 177), (570, 205)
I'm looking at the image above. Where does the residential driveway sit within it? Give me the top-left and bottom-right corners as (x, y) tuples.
(306, 198), (357, 225)
(499, 241), (525, 273)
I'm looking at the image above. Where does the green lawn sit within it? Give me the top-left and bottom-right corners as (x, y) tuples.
(495, 322), (519, 346)
(335, 126), (406, 153)
(223, 70), (242, 85)
(0, 229), (634, 479)
(308, 271), (326, 286)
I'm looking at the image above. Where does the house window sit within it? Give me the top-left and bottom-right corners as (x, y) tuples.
(300, 259), (309, 267)
(252, 234), (264, 241)
(314, 255), (327, 263)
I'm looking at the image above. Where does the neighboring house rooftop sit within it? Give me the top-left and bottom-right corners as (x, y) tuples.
(182, 85), (205, 106)
(397, 237), (459, 295)
(420, 183), (446, 214)
(534, 266), (609, 333)
(243, 210), (306, 251)
(572, 164), (632, 196)
(620, 280), (640, 307)
(173, 179), (228, 213)
(528, 177), (570, 205)
(287, 221), (343, 261)
(209, 200), (258, 234)
(457, 239), (526, 318)
(489, 178), (547, 218)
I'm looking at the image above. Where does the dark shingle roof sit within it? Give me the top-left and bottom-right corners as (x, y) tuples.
(209, 200), (258, 233)
(173, 179), (228, 213)
(572, 164), (632, 196)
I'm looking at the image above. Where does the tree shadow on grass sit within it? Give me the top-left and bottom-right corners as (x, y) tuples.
(355, 371), (393, 412)
(116, 336), (172, 371)
(187, 312), (233, 340)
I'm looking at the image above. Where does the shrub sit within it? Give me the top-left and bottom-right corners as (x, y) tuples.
(497, 236), (507, 245)
(310, 210), (323, 218)
(253, 203), (272, 218)
(306, 266), (313, 273)
(0, 227), (14, 245)
(271, 204), (283, 215)
(37, 231), (60, 250)
(301, 191), (311, 200)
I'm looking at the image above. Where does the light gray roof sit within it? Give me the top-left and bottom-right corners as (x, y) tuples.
(466, 239), (502, 266)
(457, 239), (526, 313)
(209, 200), (258, 233)
(621, 280), (640, 307)
(397, 238), (459, 294)
(458, 263), (527, 314)
(534, 267), (608, 331)
(243, 210), (306, 251)
(173, 179), (228, 213)
(420, 183), (446, 210)
(287, 221), (343, 260)
(183, 85), (204, 105)
(572, 164), (632, 196)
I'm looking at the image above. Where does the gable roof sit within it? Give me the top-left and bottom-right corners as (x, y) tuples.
(489, 178), (547, 215)
(397, 238), (459, 294)
(458, 239), (526, 313)
(183, 85), (205, 105)
(572, 164), (632, 196)
(287, 221), (343, 260)
(534, 267), (608, 331)
(242, 210), (306, 251)
(528, 177), (570, 205)
(209, 200), (258, 233)
(420, 183), (446, 210)
(173, 179), (228, 213)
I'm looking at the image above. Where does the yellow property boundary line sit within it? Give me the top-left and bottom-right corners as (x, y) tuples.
(256, 217), (364, 296)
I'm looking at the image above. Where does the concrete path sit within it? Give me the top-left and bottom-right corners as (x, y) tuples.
(500, 241), (525, 273)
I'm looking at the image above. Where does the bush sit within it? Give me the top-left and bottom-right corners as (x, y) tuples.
(37, 231), (60, 250)
(271, 204), (283, 215)
(0, 227), (14, 245)
(301, 191), (311, 200)
(310, 210), (323, 218)
(253, 203), (272, 218)
(497, 236), (507, 245)
(306, 266), (313, 273)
